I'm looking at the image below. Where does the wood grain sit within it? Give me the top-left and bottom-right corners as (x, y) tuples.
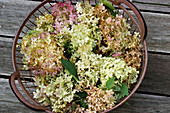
(143, 12), (170, 53)
(137, 53), (170, 95)
(0, 0), (39, 37)
(133, 0), (170, 5)
(0, 78), (170, 113)
(0, 78), (40, 113)
(0, 37), (13, 75)
(133, 2), (170, 13)
(0, 0), (170, 53)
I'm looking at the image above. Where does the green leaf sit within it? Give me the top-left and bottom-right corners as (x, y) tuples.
(106, 77), (115, 89)
(80, 99), (88, 109)
(125, 102), (130, 106)
(107, 8), (117, 17)
(112, 85), (121, 91)
(27, 30), (35, 36)
(73, 102), (76, 111)
(61, 58), (78, 81)
(77, 91), (88, 99)
(116, 83), (129, 102)
(95, 2), (99, 7)
(99, 0), (116, 10)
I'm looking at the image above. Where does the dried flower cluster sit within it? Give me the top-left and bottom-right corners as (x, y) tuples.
(85, 86), (116, 112)
(21, 31), (64, 76)
(75, 52), (138, 89)
(94, 3), (142, 69)
(33, 70), (76, 112)
(20, 1), (143, 112)
(37, 14), (54, 32)
(75, 86), (115, 112)
(52, 2), (77, 33)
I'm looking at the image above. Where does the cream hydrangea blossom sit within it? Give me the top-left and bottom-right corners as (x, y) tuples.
(100, 57), (139, 87)
(76, 2), (99, 26)
(75, 52), (102, 88)
(75, 52), (138, 88)
(69, 2), (102, 55)
(33, 70), (77, 113)
(69, 23), (102, 55)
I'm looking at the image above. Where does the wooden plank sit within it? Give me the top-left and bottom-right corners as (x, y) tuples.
(0, 0), (40, 37)
(0, 102), (40, 113)
(0, 37), (13, 75)
(143, 12), (170, 53)
(133, 2), (170, 13)
(28, 0), (170, 5)
(132, 0), (170, 13)
(111, 93), (170, 113)
(0, 78), (170, 113)
(133, 0), (170, 5)
(0, 36), (170, 95)
(0, 78), (43, 113)
(137, 53), (170, 96)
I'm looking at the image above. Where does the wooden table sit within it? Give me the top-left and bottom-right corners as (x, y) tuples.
(0, 0), (170, 113)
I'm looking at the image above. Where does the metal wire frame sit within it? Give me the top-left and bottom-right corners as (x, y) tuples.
(9, 0), (148, 112)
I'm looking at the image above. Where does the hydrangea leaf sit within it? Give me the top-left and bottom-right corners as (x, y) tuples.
(95, 2), (99, 7)
(106, 77), (115, 89)
(112, 85), (121, 91)
(107, 8), (117, 17)
(77, 91), (88, 99)
(73, 102), (76, 111)
(99, 0), (116, 10)
(27, 30), (35, 36)
(117, 83), (129, 101)
(61, 58), (78, 81)
(80, 99), (88, 109)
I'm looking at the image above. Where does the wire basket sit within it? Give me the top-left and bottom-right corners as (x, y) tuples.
(9, 0), (148, 112)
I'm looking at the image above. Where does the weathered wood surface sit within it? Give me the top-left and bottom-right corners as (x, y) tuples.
(0, 0), (170, 113)
(0, 78), (41, 113)
(133, 0), (170, 13)
(0, 37), (13, 75)
(133, 0), (170, 5)
(138, 53), (170, 95)
(1, 78), (170, 113)
(0, 0), (170, 53)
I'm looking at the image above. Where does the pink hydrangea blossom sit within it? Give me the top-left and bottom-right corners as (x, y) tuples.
(52, 1), (77, 33)
(112, 51), (121, 58)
